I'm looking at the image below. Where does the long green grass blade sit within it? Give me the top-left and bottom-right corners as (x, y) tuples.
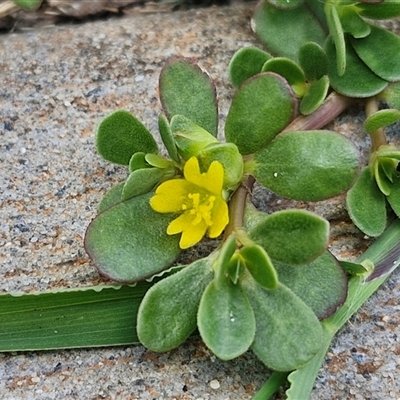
(0, 283), (153, 351)
(286, 219), (400, 399)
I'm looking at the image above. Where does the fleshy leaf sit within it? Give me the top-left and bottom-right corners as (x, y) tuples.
(198, 279), (255, 360)
(98, 182), (124, 213)
(85, 193), (181, 282)
(387, 176), (400, 217)
(274, 251), (348, 319)
(170, 114), (219, 160)
(225, 72), (296, 155)
(137, 258), (213, 352)
(299, 42), (329, 81)
(197, 142), (244, 188)
(122, 168), (166, 200)
(129, 152), (148, 173)
(350, 24), (400, 82)
(340, 6), (371, 38)
(158, 114), (180, 163)
(326, 5), (346, 76)
(159, 58), (218, 135)
(364, 109), (400, 134)
(229, 47), (272, 88)
(96, 110), (158, 165)
(248, 209), (329, 265)
(242, 278), (323, 371)
(14, 0), (42, 10)
(254, 130), (360, 201)
(252, 1), (326, 62)
(326, 36), (388, 97)
(240, 244), (278, 290)
(299, 75), (330, 115)
(380, 82), (400, 110)
(358, 1), (400, 19)
(346, 166), (387, 237)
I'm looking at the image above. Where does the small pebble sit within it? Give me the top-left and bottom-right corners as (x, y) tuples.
(209, 379), (220, 390)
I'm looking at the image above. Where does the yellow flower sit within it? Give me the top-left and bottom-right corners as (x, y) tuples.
(150, 156), (229, 249)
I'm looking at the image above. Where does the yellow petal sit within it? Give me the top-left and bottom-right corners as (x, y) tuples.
(167, 212), (207, 249)
(183, 156), (202, 186)
(150, 179), (195, 213)
(204, 161), (224, 195)
(208, 197), (229, 238)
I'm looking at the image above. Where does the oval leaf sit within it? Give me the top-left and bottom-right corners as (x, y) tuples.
(225, 72), (296, 155)
(122, 168), (166, 200)
(364, 109), (400, 134)
(358, 2), (400, 20)
(274, 251), (348, 319)
(299, 75), (330, 115)
(346, 166), (387, 237)
(351, 24), (400, 82)
(137, 257), (213, 352)
(96, 110), (158, 165)
(299, 42), (329, 81)
(158, 114), (180, 163)
(326, 36), (388, 97)
(98, 182), (124, 213)
(159, 58), (218, 135)
(229, 46), (272, 88)
(85, 193), (181, 282)
(240, 244), (278, 289)
(248, 209), (329, 265)
(387, 177), (400, 217)
(252, 1), (326, 62)
(198, 279), (255, 360)
(242, 279), (323, 371)
(254, 130), (360, 201)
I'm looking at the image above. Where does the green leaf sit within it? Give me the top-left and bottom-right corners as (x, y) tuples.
(0, 283), (152, 351)
(252, 1), (326, 62)
(229, 47), (272, 88)
(242, 279), (323, 371)
(122, 168), (166, 200)
(96, 110), (158, 165)
(198, 279), (255, 360)
(340, 6), (371, 38)
(98, 182), (124, 213)
(350, 24), (400, 82)
(299, 75), (330, 115)
(274, 251), (348, 319)
(254, 130), (360, 201)
(240, 244), (278, 290)
(198, 142), (244, 188)
(380, 82), (400, 110)
(137, 258), (213, 352)
(358, 1), (400, 19)
(299, 42), (329, 81)
(364, 109), (400, 134)
(159, 58), (218, 135)
(225, 72), (296, 155)
(326, 5), (346, 76)
(346, 166), (387, 237)
(326, 36), (388, 97)
(261, 57), (307, 96)
(248, 209), (329, 265)
(129, 152), (148, 173)
(387, 176), (400, 217)
(13, 0), (42, 10)
(85, 193), (181, 282)
(158, 114), (180, 163)
(170, 114), (219, 160)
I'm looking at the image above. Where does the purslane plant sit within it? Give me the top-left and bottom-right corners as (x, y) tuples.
(2, 1), (400, 400)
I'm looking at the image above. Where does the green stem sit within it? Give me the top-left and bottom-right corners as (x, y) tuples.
(366, 96), (387, 151)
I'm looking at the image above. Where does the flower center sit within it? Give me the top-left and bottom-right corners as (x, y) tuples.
(182, 192), (216, 227)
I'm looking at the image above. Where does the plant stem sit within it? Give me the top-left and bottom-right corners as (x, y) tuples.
(365, 96), (387, 151)
(223, 175), (255, 240)
(283, 92), (356, 132)
(253, 371), (289, 400)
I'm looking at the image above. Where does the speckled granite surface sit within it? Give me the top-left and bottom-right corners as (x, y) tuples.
(0, 3), (399, 399)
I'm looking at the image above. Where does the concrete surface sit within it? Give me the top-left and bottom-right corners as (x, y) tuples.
(0, 2), (399, 399)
